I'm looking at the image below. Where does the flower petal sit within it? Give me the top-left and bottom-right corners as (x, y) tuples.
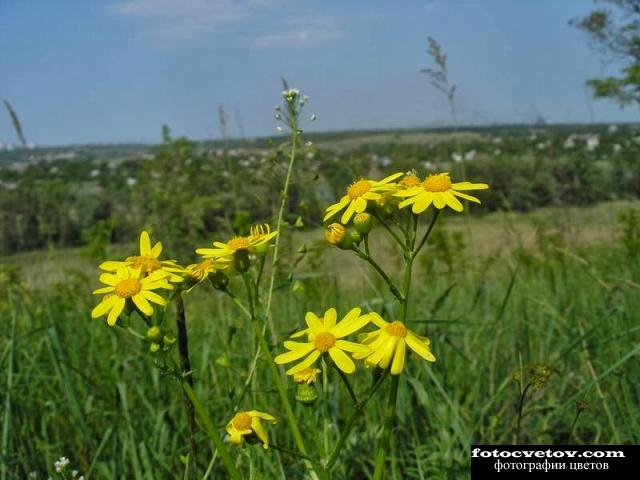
(390, 339), (406, 375)
(274, 343), (315, 364)
(107, 297), (126, 326)
(140, 231), (152, 256)
(91, 295), (117, 318)
(451, 181), (489, 191)
(305, 311), (323, 334)
(405, 332), (436, 362)
(286, 350), (321, 375)
(132, 293), (153, 316)
(328, 347), (356, 374)
(443, 191), (463, 212)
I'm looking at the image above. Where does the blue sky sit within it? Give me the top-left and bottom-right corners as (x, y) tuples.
(0, 0), (637, 146)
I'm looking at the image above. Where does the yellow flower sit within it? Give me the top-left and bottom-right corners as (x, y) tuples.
(324, 173), (403, 224)
(195, 224), (278, 260)
(394, 172), (489, 213)
(275, 307), (371, 374)
(353, 313), (436, 375)
(185, 258), (229, 282)
(91, 267), (173, 326)
(100, 231), (184, 282)
(226, 410), (276, 449)
(399, 172), (421, 188)
(293, 368), (321, 384)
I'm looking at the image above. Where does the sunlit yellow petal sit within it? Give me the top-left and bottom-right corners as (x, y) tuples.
(328, 347), (356, 374)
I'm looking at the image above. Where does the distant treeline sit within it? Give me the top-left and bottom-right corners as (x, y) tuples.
(0, 126), (639, 256)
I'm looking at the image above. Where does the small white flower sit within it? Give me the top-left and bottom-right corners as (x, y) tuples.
(309, 114), (317, 122)
(305, 141), (313, 147)
(585, 135), (599, 151)
(464, 150), (476, 161)
(451, 153), (463, 163)
(126, 177), (137, 187)
(276, 126), (284, 132)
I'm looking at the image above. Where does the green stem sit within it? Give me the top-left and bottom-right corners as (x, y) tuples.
(325, 370), (390, 470)
(334, 362), (359, 405)
(270, 444), (323, 467)
(181, 382), (242, 480)
(176, 293), (198, 465)
(515, 383), (532, 445)
(414, 210), (440, 257)
(372, 375), (400, 480)
(372, 213), (431, 480)
(373, 213), (405, 248)
(352, 246), (404, 302)
(265, 116), (299, 338)
(240, 272), (314, 471)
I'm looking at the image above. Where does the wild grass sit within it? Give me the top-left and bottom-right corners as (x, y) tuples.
(1, 201), (638, 478)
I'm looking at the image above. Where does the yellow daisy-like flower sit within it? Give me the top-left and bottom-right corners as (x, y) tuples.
(91, 267), (173, 326)
(399, 172), (422, 188)
(274, 307), (371, 375)
(226, 410), (276, 449)
(185, 257), (228, 282)
(195, 224), (278, 260)
(100, 230), (184, 282)
(353, 313), (436, 375)
(324, 173), (403, 224)
(293, 368), (321, 384)
(394, 172), (489, 213)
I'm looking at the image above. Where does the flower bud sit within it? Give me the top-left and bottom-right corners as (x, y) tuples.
(149, 342), (161, 353)
(233, 249), (251, 272)
(353, 212), (372, 235)
(163, 334), (177, 346)
(209, 270), (229, 290)
(349, 230), (362, 245)
(324, 223), (352, 249)
(146, 326), (163, 342)
(295, 383), (318, 405)
(253, 241), (270, 255)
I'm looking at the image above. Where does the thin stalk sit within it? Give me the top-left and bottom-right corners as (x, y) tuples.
(265, 117), (299, 339)
(373, 213), (405, 248)
(270, 444), (323, 467)
(181, 382), (242, 480)
(414, 210), (440, 257)
(240, 272), (315, 472)
(176, 292), (198, 466)
(567, 408), (584, 444)
(352, 246), (404, 302)
(372, 375), (400, 480)
(515, 383), (532, 445)
(324, 370), (390, 470)
(334, 363), (358, 405)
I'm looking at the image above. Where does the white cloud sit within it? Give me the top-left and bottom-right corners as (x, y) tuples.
(111, 0), (346, 47)
(251, 18), (345, 49)
(111, 0), (280, 39)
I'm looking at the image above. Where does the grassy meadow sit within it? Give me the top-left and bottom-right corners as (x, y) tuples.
(1, 104), (640, 478)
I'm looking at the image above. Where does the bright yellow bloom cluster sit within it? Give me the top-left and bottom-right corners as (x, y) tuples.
(324, 173), (403, 224)
(275, 308), (435, 376)
(275, 308), (371, 374)
(100, 231), (184, 282)
(91, 267), (172, 326)
(354, 313), (435, 375)
(322, 171), (489, 227)
(394, 172), (489, 213)
(196, 224), (278, 260)
(226, 410), (276, 449)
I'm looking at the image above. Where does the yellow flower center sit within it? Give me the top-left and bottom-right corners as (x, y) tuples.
(314, 332), (336, 352)
(324, 223), (346, 245)
(385, 321), (408, 338)
(232, 412), (252, 430)
(347, 180), (371, 199)
(422, 174), (452, 192)
(401, 174), (421, 187)
(114, 278), (142, 298)
(126, 255), (162, 273)
(227, 236), (250, 251)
